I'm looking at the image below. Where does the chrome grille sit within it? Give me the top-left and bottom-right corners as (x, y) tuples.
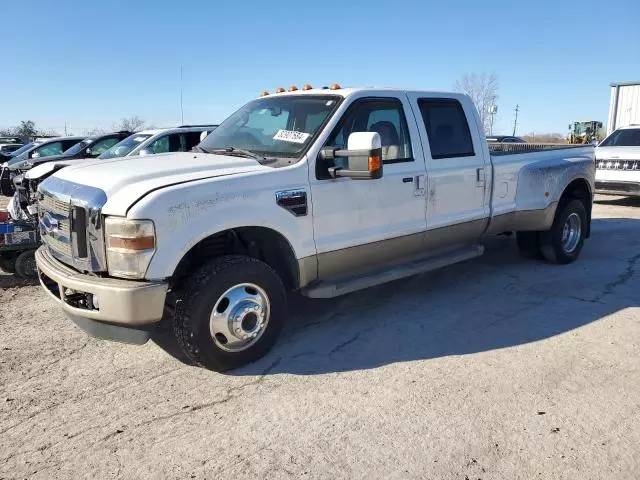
(37, 176), (108, 272)
(39, 189), (73, 258)
(597, 159), (640, 170)
(39, 194), (70, 216)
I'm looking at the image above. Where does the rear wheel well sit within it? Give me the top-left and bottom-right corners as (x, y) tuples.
(559, 178), (592, 237)
(171, 227), (299, 290)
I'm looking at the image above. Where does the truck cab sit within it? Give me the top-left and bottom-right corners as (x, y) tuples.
(34, 85), (594, 371)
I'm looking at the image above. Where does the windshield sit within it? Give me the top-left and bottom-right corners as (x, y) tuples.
(62, 138), (93, 156)
(99, 134), (152, 159)
(198, 95), (342, 160)
(600, 128), (640, 147)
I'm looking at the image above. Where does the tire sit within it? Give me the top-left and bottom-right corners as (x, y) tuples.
(0, 255), (16, 274)
(540, 199), (587, 264)
(516, 231), (543, 260)
(14, 249), (37, 278)
(173, 255), (287, 372)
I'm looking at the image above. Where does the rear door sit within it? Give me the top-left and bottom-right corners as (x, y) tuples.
(309, 94), (428, 278)
(406, 94), (490, 247)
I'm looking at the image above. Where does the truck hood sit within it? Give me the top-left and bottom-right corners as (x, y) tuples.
(25, 158), (86, 180)
(51, 152), (268, 215)
(595, 146), (640, 160)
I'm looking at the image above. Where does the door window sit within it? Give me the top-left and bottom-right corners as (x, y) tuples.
(183, 131), (205, 151)
(147, 133), (182, 154)
(418, 99), (475, 159)
(320, 98), (413, 178)
(33, 141), (63, 158)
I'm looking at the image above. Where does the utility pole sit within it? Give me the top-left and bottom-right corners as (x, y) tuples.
(64, 121), (68, 136)
(512, 104), (519, 136)
(180, 65), (184, 126)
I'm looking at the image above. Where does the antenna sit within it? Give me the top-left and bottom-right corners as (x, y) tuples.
(512, 104), (519, 136)
(180, 65), (184, 125)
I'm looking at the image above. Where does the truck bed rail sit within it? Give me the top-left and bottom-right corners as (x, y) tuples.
(489, 143), (593, 156)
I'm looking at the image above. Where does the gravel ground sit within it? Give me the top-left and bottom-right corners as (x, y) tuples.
(1, 195), (640, 479)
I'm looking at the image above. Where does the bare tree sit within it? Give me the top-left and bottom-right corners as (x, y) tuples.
(453, 73), (499, 134)
(115, 116), (146, 132)
(85, 127), (107, 136)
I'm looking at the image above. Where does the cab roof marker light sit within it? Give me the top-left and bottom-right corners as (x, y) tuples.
(302, 83), (313, 90)
(330, 83), (342, 90)
(275, 87), (285, 93)
(289, 85), (298, 92)
(260, 91), (269, 97)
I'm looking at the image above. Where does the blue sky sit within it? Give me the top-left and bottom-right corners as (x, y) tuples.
(3, 0), (639, 136)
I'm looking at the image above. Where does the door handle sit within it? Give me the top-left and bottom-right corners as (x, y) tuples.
(476, 168), (486, 187)
(402, 177), (413, 183)
(414, 174), (426, 196)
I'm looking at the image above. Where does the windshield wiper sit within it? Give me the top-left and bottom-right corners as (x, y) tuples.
(202, 146), (279, 164)
(206, 146), (266, 160)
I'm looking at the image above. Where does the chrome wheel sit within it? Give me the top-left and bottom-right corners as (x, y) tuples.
(561, 212), (582, 253)
(209, 283), (270, 352)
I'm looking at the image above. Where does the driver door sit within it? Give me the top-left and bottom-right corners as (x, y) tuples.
(309, 94), (428, 279)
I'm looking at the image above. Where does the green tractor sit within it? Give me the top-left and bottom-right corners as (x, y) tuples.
(568, 120), (604, 144)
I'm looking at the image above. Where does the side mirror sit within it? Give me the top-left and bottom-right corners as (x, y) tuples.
(319, 132), (383, 180)
(138, 148), (151, 156)
(31, 151), (40, 159)
(85, 147), (93, 157)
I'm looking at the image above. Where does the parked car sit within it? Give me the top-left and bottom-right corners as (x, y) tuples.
(98, 125), (218, 160)
(486, 135), (526, 143)
(0, 137), (25, 161)
(594, 125), (640, 196)
(15, 125), (218, 212)
(35, 86), (594, 372)
(0, 136), (84, 196)
(31, 131), (134, 165)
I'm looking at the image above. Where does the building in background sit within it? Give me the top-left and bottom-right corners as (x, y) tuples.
(608, 81), (640, 135)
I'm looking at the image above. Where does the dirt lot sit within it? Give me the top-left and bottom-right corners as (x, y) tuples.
(1, 195), (640, 479)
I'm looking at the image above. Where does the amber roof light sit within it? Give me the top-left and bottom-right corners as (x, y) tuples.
(275, 87), (285, 93)
(289, 85), (298, 92)
(302, 83), (313, 90)
(329, 83), (342, 90)
(260, 91), (269, 97)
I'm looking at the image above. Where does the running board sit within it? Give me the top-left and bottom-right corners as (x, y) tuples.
(302, 244), (484, 299)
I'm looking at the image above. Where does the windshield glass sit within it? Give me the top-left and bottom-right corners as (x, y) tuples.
(600, 128), (640, 147)
(198, 95), (342, 160)
(99, 134), (152, 159)
(62, 138), (93, 156)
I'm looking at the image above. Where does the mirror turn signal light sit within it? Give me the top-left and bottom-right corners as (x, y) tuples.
(368, 155), (382, 172)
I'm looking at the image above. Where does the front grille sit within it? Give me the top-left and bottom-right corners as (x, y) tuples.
(39, 190), (73, 259)
(37, 176), (108, 272)
(597, 159), (640, 170)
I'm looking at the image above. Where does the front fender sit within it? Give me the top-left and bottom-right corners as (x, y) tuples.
(126, 169), (315, 280)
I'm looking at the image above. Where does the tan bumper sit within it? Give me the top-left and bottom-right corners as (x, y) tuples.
(35, 247), (168, 326)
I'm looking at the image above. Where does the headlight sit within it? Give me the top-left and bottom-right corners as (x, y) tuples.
(105, 217), (156, 279)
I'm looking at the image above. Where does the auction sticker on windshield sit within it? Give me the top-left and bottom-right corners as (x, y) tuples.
(273, 130), (311, 144)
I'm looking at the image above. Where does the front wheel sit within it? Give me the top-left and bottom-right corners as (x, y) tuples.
(540, 199), (587, 264)
(172, 255), (287, 372)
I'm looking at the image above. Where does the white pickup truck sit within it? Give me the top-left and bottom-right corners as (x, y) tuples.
(35, 85), (595, 371)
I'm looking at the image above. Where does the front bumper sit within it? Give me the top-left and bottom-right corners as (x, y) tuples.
(36, 246), (168, 330)
(595, 180), (640, 196)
